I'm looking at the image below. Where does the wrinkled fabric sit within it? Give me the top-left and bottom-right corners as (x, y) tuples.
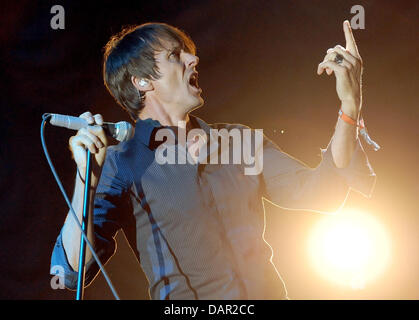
(51, 115), (376, 299)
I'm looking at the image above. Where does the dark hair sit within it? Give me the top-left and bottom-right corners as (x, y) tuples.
(103, 22), (196, 121)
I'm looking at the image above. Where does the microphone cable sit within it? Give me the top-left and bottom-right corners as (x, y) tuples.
(41, 113), (120, 300)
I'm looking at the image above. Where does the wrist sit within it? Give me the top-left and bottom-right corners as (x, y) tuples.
(77, 168), (99, 189)
(341, 99), (360, 120)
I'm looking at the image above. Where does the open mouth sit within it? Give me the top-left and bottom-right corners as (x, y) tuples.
(188, 72), (201, 92)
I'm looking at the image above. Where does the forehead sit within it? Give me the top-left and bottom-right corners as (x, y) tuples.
(157, 38), (181, 52)
(153, 40), (179, 64)
(153, 39), (195, 64)
(153, 31), (196, 54)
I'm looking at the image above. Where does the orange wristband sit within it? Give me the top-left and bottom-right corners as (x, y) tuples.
(338, 108), (381, 151)
(339, 108), (364, 129)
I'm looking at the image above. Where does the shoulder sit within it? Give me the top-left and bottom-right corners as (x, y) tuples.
(193, 116), (265, 142)
(104, 137), (155, 183)
(106, 137), (148, 159)
(209, 122), (252, 131)
(192, 115), (251, 132)
(103, 138), (149, 175)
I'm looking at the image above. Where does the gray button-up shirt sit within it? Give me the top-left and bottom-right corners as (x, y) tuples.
(51, 115), (376, 299)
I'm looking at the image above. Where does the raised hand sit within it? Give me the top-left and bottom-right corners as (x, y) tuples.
(317, 20), (363, 119)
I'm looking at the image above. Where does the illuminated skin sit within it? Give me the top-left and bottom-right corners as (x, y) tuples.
(131, 40), (204, 127)
(318, 20), (364, 168)
(62, 21), (364, 270)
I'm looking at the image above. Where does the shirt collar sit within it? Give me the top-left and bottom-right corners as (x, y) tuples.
(134, 117), (162, 147)
(134, 115), (211, 148)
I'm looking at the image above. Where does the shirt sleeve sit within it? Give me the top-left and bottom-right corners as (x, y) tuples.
(50, 147), (129, 290)
(262, 134), (376, 213)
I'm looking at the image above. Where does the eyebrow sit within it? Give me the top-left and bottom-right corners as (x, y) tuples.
(168, 42), (183, 52)
(170, 45), (181, 52)
(156, 39), (192, 57)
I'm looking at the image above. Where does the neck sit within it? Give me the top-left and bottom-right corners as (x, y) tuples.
(138, 100), (190, 128)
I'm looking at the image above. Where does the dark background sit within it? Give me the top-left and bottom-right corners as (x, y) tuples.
(1, 0), (418, 299)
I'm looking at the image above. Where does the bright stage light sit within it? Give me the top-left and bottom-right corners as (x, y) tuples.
(308, 209), (391, 289)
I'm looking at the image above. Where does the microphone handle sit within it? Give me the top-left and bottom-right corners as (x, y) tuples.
(50, 114), (88, 130)
(49, 114), (132, 142)
(50, 114), (115, 131)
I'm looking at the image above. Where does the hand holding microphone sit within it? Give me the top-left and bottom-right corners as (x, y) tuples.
(49, 111), (135, 182)
(64, 112), (108, 187)
(49, 111), (135, 187)
(50, 113), (134, 142)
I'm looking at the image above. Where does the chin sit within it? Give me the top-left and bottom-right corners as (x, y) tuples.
(187, 96), (204, 112)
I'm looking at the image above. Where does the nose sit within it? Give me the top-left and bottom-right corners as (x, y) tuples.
(184, 52), (199, 69)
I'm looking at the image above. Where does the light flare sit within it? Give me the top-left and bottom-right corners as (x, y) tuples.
(308, 209), (391, 289)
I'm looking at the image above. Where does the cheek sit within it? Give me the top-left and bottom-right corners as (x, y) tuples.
(155, 77), (185, 103)
(159, 68), (183, 91)
(169, 71), (183, 89)
(153, 62), (188, 101)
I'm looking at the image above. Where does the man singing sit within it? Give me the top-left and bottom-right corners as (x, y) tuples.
(51, 21), (376, 299)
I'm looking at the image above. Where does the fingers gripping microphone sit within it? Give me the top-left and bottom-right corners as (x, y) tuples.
(49, 114), (135, 142)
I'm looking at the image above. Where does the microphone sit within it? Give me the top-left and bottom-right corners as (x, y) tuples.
(49, 114), (135, 142)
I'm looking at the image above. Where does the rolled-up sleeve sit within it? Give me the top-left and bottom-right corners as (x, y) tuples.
(262, 135), (376, 213)
(50, 147), (129, 290)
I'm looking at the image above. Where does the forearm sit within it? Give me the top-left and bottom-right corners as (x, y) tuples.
(331, 100), (359, 168)
(317, 21), (365, 168)
(61, 172), (95, 271)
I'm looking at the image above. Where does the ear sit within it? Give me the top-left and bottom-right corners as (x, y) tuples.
(131, 75), (154, 92)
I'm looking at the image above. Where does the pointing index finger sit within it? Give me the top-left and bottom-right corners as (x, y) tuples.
(344, 20), (359, 57)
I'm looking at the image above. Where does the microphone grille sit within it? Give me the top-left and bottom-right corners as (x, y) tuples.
(115, 121), (135, 142)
